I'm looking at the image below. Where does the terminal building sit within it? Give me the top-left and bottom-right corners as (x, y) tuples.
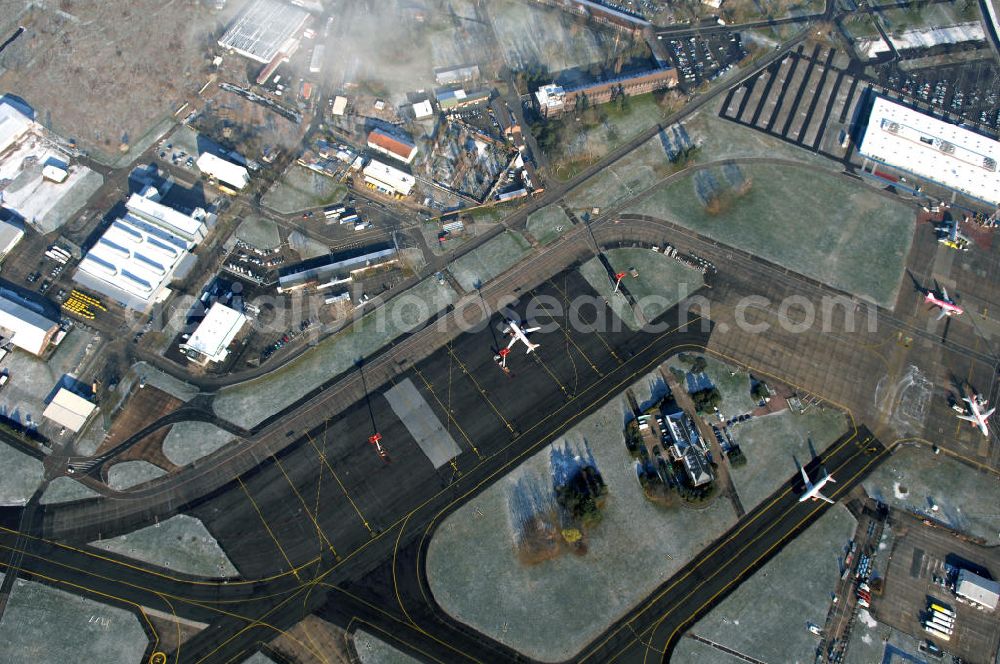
(0, 292), (60, 356)
(857, 96), (1000, 207)
(956, 569), (999, 610)
(179, 302), (248, 366)
(362, 158), (416, 197)
(74, 187), (213, 311)
(367, 129), (418, 164)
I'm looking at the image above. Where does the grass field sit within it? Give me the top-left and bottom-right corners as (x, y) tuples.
(106, 460), (166, 490)
(235, 215), (281, 250)
(727, 408), (850, 511)
(261, 165), (347, 215)
(672, 506), (856, 664)
(626, 163), (915, 306)
(426, 372), (737, 661)
(863, 444), (1000, 542)
(0, 574), (146, 663)
(447, 230), (532, 292)
(162, 422), (234, 467)
(214, 277), (459, 428)
(526, 205), (573, 245)
(90, 514), (237, 577)
(354, 630), (421, 664)
(579, 248), (705, 330)
(667, 355), (758, 416)
(0, 443), (43, 506)
(40, 477), (98, 504)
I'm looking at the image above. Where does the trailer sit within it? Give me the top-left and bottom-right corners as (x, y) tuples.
(928, 615), (954, 632)
(930, 610), (955, 626)
(339, 213), (360, 225)
(929, 603), (956, 618)
(923, 624), (952, 642)
(324, 205), (346, 219)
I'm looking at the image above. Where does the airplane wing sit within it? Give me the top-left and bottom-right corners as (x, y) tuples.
(956, 413), (978, 423)
(799, 465), (810, 486)
(942, 286), (949, 301)
(936, 308), (948, 320)
(505, 336), (518, 351)
(815, 492), (835, 504)
(523, 326), (541, 333)
(983, 408), (996, 419)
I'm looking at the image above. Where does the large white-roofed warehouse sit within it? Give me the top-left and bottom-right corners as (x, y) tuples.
(857, 95), (1000, 207)
(956, 569), (999, 610)
(217, 0), (310, 64)
(42, 388), (98, 433)
(196, 153), (250, 191)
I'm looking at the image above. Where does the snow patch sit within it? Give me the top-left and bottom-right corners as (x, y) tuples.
(858, 608), (877, 629)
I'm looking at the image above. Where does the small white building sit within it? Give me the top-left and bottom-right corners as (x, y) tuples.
(42, 388), (98, 433)
(0, 101), (34, 156)
(331, 95), (348, 116)
(412, 100), (434, 119)
(956, 570), (999, 610)
(0, 294), (60, 356)
(363, 158), (415, 196)
(534, 84), (566, 118)
(180, 302), (248, 366)
(41, 163), (69, 183)
(196, 152), (250, 191)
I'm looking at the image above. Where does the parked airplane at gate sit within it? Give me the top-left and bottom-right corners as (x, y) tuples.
(925, 286), (964, 320)
(503, 319), (541, 354)
(956, 394), (994, 437)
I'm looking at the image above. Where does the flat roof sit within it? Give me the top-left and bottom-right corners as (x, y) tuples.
(0, 293), (58, 355)
(332, 96), (347, 115)
(363, 159), (415, 195)
(218, 0), (310, 64)
(412, 100), (434, 118)
(0, 101), (33, 155)
(956, 570), (999, 609)
(42, 388), (97, 432)
(196, 152), (249, 190)
(126, 192), (206, 241)
(182, 302), (247, 363)
(858, 96), (1000, 206)
(75, 214), (191, 310)
(0, 218), (24, 257)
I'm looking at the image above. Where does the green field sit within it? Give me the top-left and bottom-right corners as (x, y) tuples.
(525, 205), (573, 245)
(626, 163), (915, 306)
(261, 165), (346, 214)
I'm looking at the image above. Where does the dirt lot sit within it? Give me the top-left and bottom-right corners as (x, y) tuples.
(95, 385), (183, 474)
(0, 0), (236, 161)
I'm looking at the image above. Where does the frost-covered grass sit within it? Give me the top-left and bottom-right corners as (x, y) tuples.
(235, 215), (281, 250)
(525, 205), (572, 246)
(863, 444), (1000, 542)
(673, 506), (856, 664)
(667, 355), (758, 416)
(90, 514), (237, 577)
(727, 408), (850, 511)
(40, 477), (99, 504)
(162, 421), (234, 466)
(107, 461), (166, 491)
(447, 230), (532, 292)
(426, 373), (737, 662)
(354, 629), (421, 664)
(0, 574), (146, 663)
(214, 277), (459, 428)
(261, 164), (346, 214)
(0, 443), (43, 505)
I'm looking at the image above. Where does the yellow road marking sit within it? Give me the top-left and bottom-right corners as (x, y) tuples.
(237, 477), (298, 580)
(305, 428), (372, 533)
(413, 366), (482, 459)
(271, 454), (339, 559)
(445, 343), (514, 432)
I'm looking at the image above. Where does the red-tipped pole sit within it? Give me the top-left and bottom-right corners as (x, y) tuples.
(613, 272), (626, 293)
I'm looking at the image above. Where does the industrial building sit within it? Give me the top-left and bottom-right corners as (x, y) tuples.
(412, 100), (434, 119)
(277, 242), (398, 293)
(534, 67), (678, 118)
(218, 0), (309, 64)
(74, 188), (212, 311)
(363, 158), (416, 197)
(671, 444), (714, 486)
(0, 292), (60, 356)
(435, 87), (491, 111)
(558, 0), (650, 35)
(0, 99), (35, 156)
(309, 45), (325, 73)
(956, 570), (999, 610)
(0, 217), (24, 261)
(179, 302), (248, 366)
(196, 152), (250, 190)
(42, 388), (98, 433)
(331, 95), (348, 116)
(434, 64), (480, 86)
(367, 129), (418, 164)
(858, 96), (1000, 207)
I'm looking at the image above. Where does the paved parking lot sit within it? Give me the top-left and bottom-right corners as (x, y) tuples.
(873, 509), (1000, 663)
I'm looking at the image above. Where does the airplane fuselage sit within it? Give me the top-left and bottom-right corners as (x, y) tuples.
(925, 293), (963, 316)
